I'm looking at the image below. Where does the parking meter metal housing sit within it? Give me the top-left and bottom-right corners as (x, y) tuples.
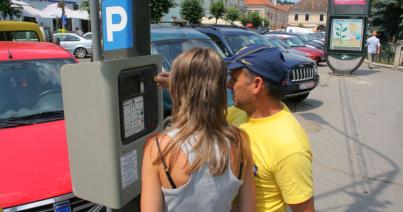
(60, 55), (162, 209)
(326, 0), (371, 74)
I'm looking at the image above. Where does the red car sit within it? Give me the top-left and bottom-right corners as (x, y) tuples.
(272, 34), (325, 64)
(0, 42), (104, 211)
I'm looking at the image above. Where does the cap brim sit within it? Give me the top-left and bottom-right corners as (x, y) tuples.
(226, 61), (244, 71)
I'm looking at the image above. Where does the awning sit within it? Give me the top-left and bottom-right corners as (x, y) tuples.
(11, 0), (46, 18)
(41, 3), (89, 20)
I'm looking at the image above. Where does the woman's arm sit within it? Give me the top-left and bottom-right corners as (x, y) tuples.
(234, 161), (256, 212)
(141, 138), (163, 212)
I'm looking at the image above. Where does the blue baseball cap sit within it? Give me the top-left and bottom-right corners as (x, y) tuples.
(224, 45), (288, 85)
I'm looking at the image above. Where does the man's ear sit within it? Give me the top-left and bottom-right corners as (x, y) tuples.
(251, 77), (265, 95)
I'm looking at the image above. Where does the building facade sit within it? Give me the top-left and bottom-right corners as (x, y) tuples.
(245, 0), (289, 30)
(288, 0), (327, 31)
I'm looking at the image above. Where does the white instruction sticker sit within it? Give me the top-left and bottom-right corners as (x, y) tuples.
(120, 150), (138, 189)
(123, 96), (145, 138)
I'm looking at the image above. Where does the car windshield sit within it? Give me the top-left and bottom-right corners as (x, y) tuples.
(265, 38), (286, 52)
(0, 59), (75, 125)
(225, 34), (273, 53)
(151, 38), (225, 71)
(283, 37), (305, 47)
(271, 37), (291, 49)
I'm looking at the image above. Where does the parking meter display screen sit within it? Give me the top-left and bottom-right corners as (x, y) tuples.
(330, 0), (369, 15)
(118, 66), (159, 145)
(329, 18), (364, 51)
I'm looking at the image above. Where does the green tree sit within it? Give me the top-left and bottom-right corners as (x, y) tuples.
(79, 0), (90, 15)
(0, 0), (22, 20)
(150, 0), (176, 22)
(370, 0), (403, 42)
(180, 0), (204, 25)
(240, 12), (262, 28)
(209, 0), (224, 24)
(262, 18), (269, 28)
(224, 6), (240, 24)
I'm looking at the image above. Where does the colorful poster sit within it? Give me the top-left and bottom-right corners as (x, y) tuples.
(330, 19), (364, 51)
(334, 0), (366, 4)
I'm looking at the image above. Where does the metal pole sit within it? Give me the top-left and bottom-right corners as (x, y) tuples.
(89, 0), (102, 61)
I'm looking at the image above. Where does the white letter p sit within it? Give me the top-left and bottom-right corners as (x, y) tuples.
(105, 6), (128, 42)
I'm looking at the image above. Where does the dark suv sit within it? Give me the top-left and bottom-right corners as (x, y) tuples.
(191, 26), (319, 102)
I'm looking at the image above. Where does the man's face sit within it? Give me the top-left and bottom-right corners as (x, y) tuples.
(372, 31), (377, 36)
(227, 68), (255, 112)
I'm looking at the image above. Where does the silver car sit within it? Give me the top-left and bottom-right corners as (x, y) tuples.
(53, 33), (92, 59)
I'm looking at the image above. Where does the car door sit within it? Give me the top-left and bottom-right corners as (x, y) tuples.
(61, 35), (80, 53)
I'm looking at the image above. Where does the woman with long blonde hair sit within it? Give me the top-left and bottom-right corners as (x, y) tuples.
(141, 47), (255, 212)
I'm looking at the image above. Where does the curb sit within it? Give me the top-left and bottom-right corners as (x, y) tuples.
(364, 59), (403, 71)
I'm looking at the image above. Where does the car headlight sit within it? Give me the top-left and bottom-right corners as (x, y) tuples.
(313, 63), (318, 74)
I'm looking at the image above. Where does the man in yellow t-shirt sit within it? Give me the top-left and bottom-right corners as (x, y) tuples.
(225, 45), (314, 212)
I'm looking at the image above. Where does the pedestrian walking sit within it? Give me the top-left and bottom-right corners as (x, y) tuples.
(225, 45), (315, 212)
(142, 47), (256, 212)
(75, 27), (83, 36)
(366, 30), (381, 69)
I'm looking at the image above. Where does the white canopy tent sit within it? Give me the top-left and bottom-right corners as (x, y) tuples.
(11, 0), (47, 18)
(41, 3), (89, 20)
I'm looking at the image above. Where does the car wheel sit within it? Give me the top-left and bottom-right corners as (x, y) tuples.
(291, 93), (309, 102)
(74, 47), (87, 59)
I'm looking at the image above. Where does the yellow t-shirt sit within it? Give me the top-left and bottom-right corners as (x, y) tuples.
(227, 106), (249, 127)
(228, 105), (313, 212)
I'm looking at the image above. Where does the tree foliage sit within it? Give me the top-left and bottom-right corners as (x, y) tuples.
(209, 0), (224, 24)
(150, 0), (176, 22)
(0, 0), (22, 20)
(224, 6), (240, 24)
(370, 0), (403, 41)
(180, 0), (204, 25)
(240, 12), (263, 28)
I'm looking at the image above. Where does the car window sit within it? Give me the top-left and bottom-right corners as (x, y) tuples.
(265, 38), (286, 52)
(205, 33), (230, 57)
(0, 59), (75, 121)
(65, 35), (80, 41)
(0, 31), (39, 42)
(151, 38), (224, 71)
(55, 35), (66, 42)
(224, 34), (273, 54)
(284, 37), (305, 47)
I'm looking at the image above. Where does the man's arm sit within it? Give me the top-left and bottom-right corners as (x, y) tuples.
(289, 197), (315, 212)
(274, 152), (314, 212)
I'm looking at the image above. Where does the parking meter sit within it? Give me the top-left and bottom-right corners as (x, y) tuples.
(326, 0), (371, 74)
(60, 55), (162, 209)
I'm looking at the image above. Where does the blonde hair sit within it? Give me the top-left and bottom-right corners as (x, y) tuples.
(157, 47), (250, 175)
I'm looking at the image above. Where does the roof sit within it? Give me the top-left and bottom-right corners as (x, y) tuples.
(290, 0), (327, 12)
(245, 0), (289, 12)
(150, 26), (210, 42)
(0, 42), (74, 60)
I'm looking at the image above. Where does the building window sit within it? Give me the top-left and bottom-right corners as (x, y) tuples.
(320, 14), (324, 21)
(305, 14), (309, 21)
(294, 14), (298, 21)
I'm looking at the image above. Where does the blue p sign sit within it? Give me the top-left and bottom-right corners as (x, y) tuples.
(102, 0), (133, 51)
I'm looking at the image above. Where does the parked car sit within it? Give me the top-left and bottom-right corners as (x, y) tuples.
(268, 31), (324, 49)
(0, 42), (105, 211)
(150, 26), (225, 115)
(0, 21), (45, 42)
(266, 34), (325, 64)
(191, 26), (319, 102)
(83, 32), (92, 40)
(40, 25), (52, 42)
(53, 33), (92, 59)
(266, 35), (310, 58)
